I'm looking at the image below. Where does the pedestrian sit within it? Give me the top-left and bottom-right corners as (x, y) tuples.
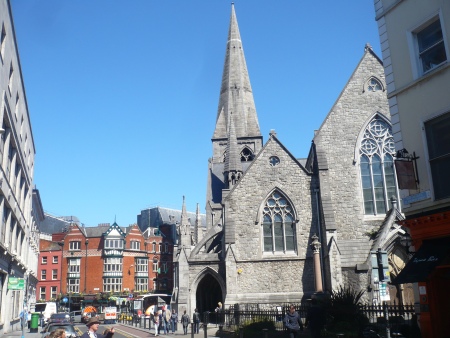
(193, 308), (200, 334)
(19, 309), (25, 329)
(305, 298), (326, 338)
(284, 305), (304, 338)
(181, 310), (190, 335)
(215, 302), (223, 330)
(27, 311), (32, 329)
(159, 310), (167, 335)
(152, 311), (159, 336)
(80, 317), (115, 338)
(161, 307), (169, 334)
(170, 309), (178, 333)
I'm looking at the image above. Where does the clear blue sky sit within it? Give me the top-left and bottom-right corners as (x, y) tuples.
(10, 1), (381, 227)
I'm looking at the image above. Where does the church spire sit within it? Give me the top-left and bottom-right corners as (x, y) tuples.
(194, 203), (201, 245)
(224, 112), (243, 188)
(179, 196), (191, 247)
(212, 3), (261, 144)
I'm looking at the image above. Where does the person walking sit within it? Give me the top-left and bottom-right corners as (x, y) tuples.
(181, 310), (190, 335)
(284, 305), (304, 338)
(305, 298), (326, 338)
(170, 309), (178, 333)
(193, 308), (200, 334)
(159, 310), (167, 335)
(152, 311), (159, 336)
(163, 306), (170, 333)
(27, 311), (32, 329)
(80, 317), (115, 338)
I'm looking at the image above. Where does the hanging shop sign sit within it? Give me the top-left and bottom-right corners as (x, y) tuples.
(8, 277), (25, 290)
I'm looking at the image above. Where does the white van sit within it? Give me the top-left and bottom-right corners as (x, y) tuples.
(34, 302), (57, 324)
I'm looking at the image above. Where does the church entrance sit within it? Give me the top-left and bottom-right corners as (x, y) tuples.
(196, 273), (222, 314)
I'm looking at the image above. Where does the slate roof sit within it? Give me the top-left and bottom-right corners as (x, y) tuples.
(137, 206), (206, 233)
(209, 162), (252, 204)
(339, 239), (371, 267)
(40, 213), (80, 234)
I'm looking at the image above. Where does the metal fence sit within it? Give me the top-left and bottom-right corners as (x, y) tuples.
(211, 304), (308, 332)
(213, 303), (415, 335)
(358, 304), (416, 336)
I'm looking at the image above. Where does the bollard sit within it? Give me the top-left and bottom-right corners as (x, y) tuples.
(191, 322), (195, 338)
(203, 311), (209, 338)
(262, 328), (268, 338)
(203, 320), (208, 338)
(239, 328), (243, 338)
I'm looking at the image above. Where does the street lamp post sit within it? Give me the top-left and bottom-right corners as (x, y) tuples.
(85, 239), (89, 293)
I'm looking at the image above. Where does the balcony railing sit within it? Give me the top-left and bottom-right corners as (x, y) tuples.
(103, 271), (123, 277)
(67, 273), (80, 278)
(103, 249), (123, 256)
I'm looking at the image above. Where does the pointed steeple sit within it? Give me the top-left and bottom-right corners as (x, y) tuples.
(212, 3), (262, 161)
(194, 203), (200, 245)
(224, 112), (243, 188)
(179, 196), (191, 247)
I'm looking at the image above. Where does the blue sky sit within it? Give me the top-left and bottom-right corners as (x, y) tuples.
(10, 1), (382, 227)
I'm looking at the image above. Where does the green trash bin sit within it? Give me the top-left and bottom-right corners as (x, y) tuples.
(31, 313), (40, 333)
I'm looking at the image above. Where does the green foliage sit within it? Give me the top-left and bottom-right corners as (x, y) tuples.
(234, 317), (276, 338)
(365, 229), (379, 240)
(323, 286), (369, 337)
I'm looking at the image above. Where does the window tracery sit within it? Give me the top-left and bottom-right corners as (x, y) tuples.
(262, 190), (295, 253)
(360, 116), (397, 215)
(365, 77), (383, 92)
(240, 147), (254, 161)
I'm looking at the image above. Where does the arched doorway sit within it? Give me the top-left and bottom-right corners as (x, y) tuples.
(196, 274), (222, 314)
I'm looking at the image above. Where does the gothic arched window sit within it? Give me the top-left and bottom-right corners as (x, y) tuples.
(360, 116), (398, 215)
(240, 147), (254, 161)
(262, 190), (295, 252)
(367, 77), (383, 92)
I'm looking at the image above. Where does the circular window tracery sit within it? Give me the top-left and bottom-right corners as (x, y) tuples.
(269, 156), (280, 167)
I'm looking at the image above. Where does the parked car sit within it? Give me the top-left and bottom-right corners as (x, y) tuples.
(48, 313), (70, 324)
(70, 311), (82, 323)
(41, 322), (80, 338)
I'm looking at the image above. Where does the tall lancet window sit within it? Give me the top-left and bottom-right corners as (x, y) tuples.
(360, 116), (398, 215)
(262, 190), (295, 253)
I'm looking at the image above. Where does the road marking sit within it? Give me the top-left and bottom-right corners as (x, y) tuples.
(106, 327), (142, 338)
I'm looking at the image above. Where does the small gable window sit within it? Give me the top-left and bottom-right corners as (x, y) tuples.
(269, 156), (280, 167)
(262, 190), (296, 253)
(360, 116), (398, 215)
(365, 77), (383, 92)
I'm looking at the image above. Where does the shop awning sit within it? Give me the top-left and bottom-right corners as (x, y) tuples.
(393, 236), (450, 284)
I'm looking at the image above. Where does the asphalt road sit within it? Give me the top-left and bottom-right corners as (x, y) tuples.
(74, 324), (147, 338)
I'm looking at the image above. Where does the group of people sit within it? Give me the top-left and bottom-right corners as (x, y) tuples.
(284, 298), (326, 338)
(151, 307), (201, 336)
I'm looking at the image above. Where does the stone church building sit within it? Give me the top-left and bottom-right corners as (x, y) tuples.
(172, 4), (411, 314)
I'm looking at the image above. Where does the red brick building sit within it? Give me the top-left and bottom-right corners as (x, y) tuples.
(37, 239), (63, 302)
(60, 222), (174, 300)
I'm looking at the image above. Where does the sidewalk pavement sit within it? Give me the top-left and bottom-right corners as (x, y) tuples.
(117, 322), (223, 338)
(3, 324), (223, 338)
(2, 328), (42, 338)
